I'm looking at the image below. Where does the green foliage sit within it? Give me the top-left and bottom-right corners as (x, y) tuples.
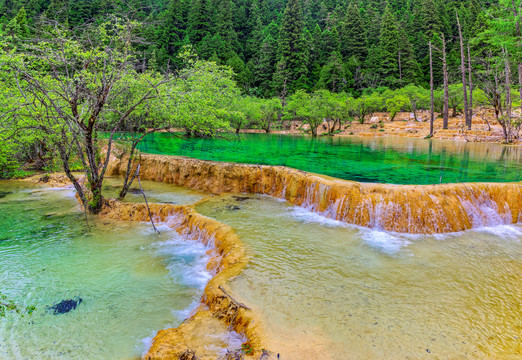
(274, 0), (308, 93)
(339, 4), (367, 62)
(0, 291), (35, 317)
(170, 47), (241, 137)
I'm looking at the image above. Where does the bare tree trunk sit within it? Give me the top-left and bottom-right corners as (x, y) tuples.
(429, 41), (434, 137)
(456, 12), (470, 129)
(467, 43), (473, 130)
(519, 63), (522, 115)
(442, 33), (449, 129)
(504, 48), (512, 143)
(398, 49), (402, 84)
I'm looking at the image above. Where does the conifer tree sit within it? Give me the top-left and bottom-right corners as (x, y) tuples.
(274, 0), (308, 93)
(377, 5), (400, 87)
(187, 0), (212, 44)
(156, 0), (186, 68)
(340, 4), (367, 62)
(418, 0), (441, 39)
(316, 51), (346, 92)
(319, 28), (339, 66)
(214, 0), (239, 58)
(45, 0), (69, 25)
(256, 35), (278, 96)
(5, 6), (29, 38)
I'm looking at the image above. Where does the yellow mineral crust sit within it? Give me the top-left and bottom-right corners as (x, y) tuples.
(98, 199), (264, 359)
(107, 154), (522, 234)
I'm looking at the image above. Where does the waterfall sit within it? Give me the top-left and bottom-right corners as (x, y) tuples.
(106, 154), (522, 234)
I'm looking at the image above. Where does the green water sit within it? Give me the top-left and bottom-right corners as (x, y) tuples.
(0, 181), (211, 359)
(196, 194), (522, 359)
(101, 176), (207, 205)
(136, 133), (521, 184)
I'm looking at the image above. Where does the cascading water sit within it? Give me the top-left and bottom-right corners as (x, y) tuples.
(106, 153), (522, 234)
(196, 193), (522, 359)
(0, 181), (212, 360)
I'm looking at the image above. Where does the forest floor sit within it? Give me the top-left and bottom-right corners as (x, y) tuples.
(244, 110), (522, 145)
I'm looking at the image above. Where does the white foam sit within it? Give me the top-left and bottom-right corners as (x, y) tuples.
(139, 331), (156, 358)
(472, 224), (522, 240)
(359, 228), (412, 254)
(286, 205), (414, 254)
(151, 234), (211, 290)
(287, 206), (349, 228)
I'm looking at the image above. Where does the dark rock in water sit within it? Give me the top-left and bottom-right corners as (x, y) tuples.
(39, 175), (50, 183)
(225, 205), (241, 211)
(0, 191), (12, 199)
(232, 196), (250, 202)
(128, 188), (143, 194)
(48, 298), (83, 315)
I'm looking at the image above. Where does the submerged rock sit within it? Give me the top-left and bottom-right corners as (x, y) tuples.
(225, 205), (241, 211)
(0, 191), (12, 199)
(47, 298), (83, 315)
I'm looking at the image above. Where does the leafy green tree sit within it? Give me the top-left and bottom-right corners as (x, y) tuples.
(285, 90), (323, 136)
(171, 47), (241, 137)
(398, 84), (430, 120)
(258, 98), (282, 132)
(2, 19), (168, 214)
(386, 94), (409, 120)
(353, 93), (382, 123)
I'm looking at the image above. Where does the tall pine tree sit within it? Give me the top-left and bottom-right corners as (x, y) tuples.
(340, 3), (367, 62)
(377, 5), (400, 87)
(273, 0), (308, 93)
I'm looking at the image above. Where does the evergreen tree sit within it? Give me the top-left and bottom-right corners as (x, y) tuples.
(316, 51), (346, 92)
(156, 0), (186, 68)
(214, 0), (240, 58)
(418, 0), (441, 39)
(340, 4), (367, 62)
(45, 0), (69, 25)
(377, 5), (400, 87)
(187, 0), (212, 44)
(256, 34), (278, 96)
(5, 6), (29, 38)
(319, 28), (339, 66)
(274, 0), (308, 93)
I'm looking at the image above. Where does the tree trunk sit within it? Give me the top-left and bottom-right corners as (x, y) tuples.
(442, 33), (449, 129)
(467, 43), (473, 130)
(519, 63), (522, 115)
(398, 48), (402, 83)
(118, 143), (139, 200)
(504, 48), (512, 143)
(429, 41), (434, 137)
(456, 12), (470, 129)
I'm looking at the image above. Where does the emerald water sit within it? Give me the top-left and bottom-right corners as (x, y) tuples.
(137, 133), (521, 184)
(0, 181), (212, 359)
(196, 194), (522, 359)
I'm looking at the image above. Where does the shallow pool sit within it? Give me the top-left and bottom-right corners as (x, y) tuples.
(136, 133), (522, 184)
(197, 194), (522, 359)
(0, 181), (210, 359)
